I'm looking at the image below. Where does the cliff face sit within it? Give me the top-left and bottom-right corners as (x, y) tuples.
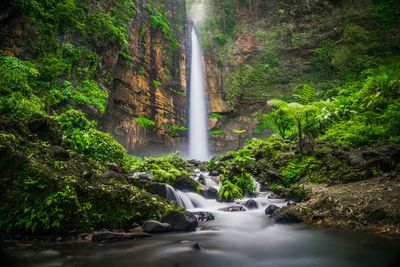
(0, 0), (189, 155)
(202, 0), (394, 153)
(101, 0), (189, 154)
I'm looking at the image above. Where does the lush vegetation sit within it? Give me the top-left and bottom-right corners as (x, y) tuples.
(0, 0), (186, 236)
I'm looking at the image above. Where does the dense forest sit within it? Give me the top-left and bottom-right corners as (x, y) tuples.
(1, 0), (400, 266)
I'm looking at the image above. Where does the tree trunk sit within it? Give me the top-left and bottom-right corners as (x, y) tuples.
(298, 119), (303, 153)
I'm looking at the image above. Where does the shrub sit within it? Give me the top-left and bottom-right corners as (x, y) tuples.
(134, 116), (156, 128)
(218, 180), (242, 201)
(57, 110), (126, 164)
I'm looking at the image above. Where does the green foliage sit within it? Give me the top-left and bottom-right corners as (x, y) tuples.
(333, 24), (374, 76)
(133, 153), (191, 185)
(164, 124), (188, 138)
(147, 4), (179, 49)
(210, 129), (225, 136)
(218, 179), (242, 201)
(311, 40), (336, 80)
(294, 84), (316, 105)
(57, 110), (126, 164)
(153, 80), (162, 88)
(281, 157), (317, 185)
(50, 80), (108, 113)
(0, 55), (39, 95)
(134, 116), (156, 128)
(209, 113), (225, 119)
(0, 93), (45, 120)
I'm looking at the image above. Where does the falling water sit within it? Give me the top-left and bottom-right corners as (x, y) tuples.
(165, 184), (194, 209)
(189, 28), (209, 161)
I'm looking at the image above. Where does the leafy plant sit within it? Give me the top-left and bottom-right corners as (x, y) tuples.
(134, 116), (156, 128)
(218, 180), (242, 201)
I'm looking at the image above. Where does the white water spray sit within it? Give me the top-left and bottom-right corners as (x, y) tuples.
(189, 28), (209, 161)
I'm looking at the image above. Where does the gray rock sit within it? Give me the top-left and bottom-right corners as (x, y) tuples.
(243, 199), (258, 210)
(160, 211), (198, 231)
(92, 229), (150, 242)
(193, 211), (215, 222)
(143, 220), (173, 233)
(265, 204), (279, 215)
(219, 205), (247, 212)
(270, 207), (302, 223)
(201, 186), (218, 199)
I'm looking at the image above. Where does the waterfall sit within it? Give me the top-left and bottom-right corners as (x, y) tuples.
(165, 184), (194, 209)
(189, 28), (209, 161)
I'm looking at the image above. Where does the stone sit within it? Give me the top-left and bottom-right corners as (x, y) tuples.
(243, 199), (258, 210)
(142, 220), (173, 233)
(265, 204), (279, 215)
(193, 211), (216, 222)
(268, 193), (281, 199)
(270, 207), (302, 223)
(219, 205), (247, 212)
(92, 229), (150, 242)
(287, 200), (297, 206)
(160, 211), (198, 232)
(209, 170), (220, 176)
(201, 186), (218, 199)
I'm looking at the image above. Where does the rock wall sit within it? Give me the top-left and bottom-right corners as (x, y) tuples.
(101, 0), (189, 154)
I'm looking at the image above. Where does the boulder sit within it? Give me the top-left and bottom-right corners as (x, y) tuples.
(193, 211), (216, 222)
(270, 207), (302, 223)
(243, 199), (258, 210)
(28, 115), (62, 145)
(209, 170), (220, 176)
(200, 186), (218, 199)
(265, 204), (279, 215)
(92, 229), (150, 242)
(143, 220), (173, 233)
(174, 175), (201, 192)
(219, 205), (247, 212)
(268, 193), (281, 199)
(287, 200), (297, 206)
(160, 211), (198, 231)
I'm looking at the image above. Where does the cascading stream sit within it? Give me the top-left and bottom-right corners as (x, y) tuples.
(189, 28), (209, 161)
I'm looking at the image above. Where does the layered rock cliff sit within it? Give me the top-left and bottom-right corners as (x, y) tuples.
(101, 0), (190, 154)
(0, 0), (190, 155)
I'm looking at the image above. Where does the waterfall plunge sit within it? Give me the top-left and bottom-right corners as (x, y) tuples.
(189, 28), (209, 161)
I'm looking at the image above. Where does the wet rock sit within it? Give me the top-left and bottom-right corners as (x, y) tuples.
(287, 200), (297, 206)
(192, 243), (202, 250)
(174, 175), (202, 192)
(265, 204), (279, 215)
(243, 199), (258, 210)
(144, 182), (168, 199)
(92, 229), (150, 242)
(193, 212), (216, 222)
(160, 211), (198, 232)
(200, 186), (218, 199)
(219, 205), (247, 212)
(270, 207), (302, 223)
(209, 170), (220, 176)
(143, 220), (173, 233)
(198, 174), (206, 185)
